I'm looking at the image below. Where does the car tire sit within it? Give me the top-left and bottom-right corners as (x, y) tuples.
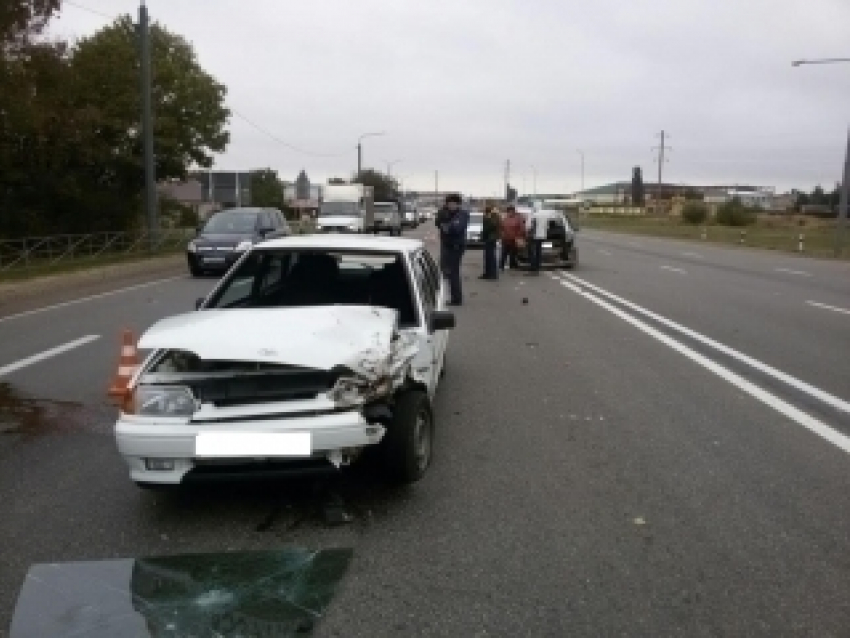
(188, 258), (203, 277)
(380, 390), (434, 484)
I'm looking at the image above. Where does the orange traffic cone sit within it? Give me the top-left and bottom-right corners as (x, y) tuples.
(108, 330), (139, 402)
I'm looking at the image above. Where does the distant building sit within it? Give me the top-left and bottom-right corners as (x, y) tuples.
(189, 171), (252, 207)
(574, 182), (776, 206)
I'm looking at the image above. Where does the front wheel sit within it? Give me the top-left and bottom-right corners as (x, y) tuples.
(188, 257), (203, 277)
(380, 391), (433, 484)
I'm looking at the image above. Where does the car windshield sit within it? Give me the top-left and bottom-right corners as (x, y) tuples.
(202, 211), (257, 234)
(205, 249), (419, 327)
(319, 202), (359, 217)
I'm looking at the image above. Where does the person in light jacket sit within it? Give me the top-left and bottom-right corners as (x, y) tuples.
(527, 202), (551, 274)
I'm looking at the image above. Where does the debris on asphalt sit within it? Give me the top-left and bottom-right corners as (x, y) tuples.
(633, 517), (647, 526)
(522, 297), (529, 304)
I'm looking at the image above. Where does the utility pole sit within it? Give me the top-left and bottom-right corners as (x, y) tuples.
(836, 128), (849, 258)
(139, 1), (157, 250)
(505, 160), (510, 201)
(357, 143), (362, 175)
(653, 130), (671, 202)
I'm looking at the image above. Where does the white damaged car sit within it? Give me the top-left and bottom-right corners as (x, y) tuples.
(115, 235), (455, 488)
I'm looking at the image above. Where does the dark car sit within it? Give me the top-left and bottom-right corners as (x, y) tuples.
(187, 207), (290, 276)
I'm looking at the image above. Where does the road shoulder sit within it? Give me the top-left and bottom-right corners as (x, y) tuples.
(0, 255), (186, 319)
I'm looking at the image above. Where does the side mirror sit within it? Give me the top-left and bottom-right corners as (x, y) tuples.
(258, 227), (274, 237)
(429, 310), (456, 332)
(195, 297), (204, 310)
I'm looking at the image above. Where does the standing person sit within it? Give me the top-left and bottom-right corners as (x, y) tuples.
(499, 205), (524, 271)
(480, 205), (501, 280)
(527, 202), (550, 274)
(436, 194), (469, 305)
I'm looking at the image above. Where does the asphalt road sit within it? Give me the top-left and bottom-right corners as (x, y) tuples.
(2, 227), (850, 636)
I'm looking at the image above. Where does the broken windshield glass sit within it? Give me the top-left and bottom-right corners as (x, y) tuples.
(10, 547), (353, 637)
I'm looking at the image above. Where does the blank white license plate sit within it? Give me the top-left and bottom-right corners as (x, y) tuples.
(543, 242), (553, 249)
(195, 432), (311, 457)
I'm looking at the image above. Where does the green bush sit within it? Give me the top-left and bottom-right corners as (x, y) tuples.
(715, 199), (757, 227)
(681, 202), (709, 225)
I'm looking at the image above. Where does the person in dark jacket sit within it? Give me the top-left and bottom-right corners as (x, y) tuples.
(480, 205), (501, 280)
(435, 193), (469, 306)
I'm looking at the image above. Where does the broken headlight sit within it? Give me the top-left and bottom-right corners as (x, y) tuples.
(134, 385), (197, 417)
(328, 376), (393, 408)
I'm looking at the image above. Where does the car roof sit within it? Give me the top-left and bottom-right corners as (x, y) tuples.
(256, 234), (425, 253)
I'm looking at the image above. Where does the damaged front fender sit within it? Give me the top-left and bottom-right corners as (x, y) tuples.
(327, 332), (420, 407)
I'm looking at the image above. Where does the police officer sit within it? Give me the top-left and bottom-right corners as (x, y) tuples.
(435, 194), (469, 306)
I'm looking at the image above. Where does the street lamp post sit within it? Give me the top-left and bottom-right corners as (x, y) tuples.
(791, 57), (849, 256)
(577, 150), (585, 193)
(792, 58), (850, 67)
(357, 131), (385, 175)
(385, 159), (402, 178)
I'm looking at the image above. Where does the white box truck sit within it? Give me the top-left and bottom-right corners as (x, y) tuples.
(316, 184), (373, 233)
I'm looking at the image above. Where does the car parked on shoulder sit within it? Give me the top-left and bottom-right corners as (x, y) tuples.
(187, 207), (291, 276)
(515, 206), (579, 269)
(115, 235), (455, 489)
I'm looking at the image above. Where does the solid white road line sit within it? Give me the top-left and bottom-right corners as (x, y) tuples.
(558, 272), (850, 416)
(775, 268), (812, 277)
(598, 249), (613, 256)
(807, 301), (850, 316)
(553, 278), (850, 455)
(0, 335), (100, 377)
(660, 265), (687, 275)
(0, 276), (185, 324)
(681, 251), (703, 258)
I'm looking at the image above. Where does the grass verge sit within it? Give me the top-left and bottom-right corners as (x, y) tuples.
(579, 215), (846, 259)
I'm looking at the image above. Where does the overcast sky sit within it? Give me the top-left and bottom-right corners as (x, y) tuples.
(54, 0), (849, 195)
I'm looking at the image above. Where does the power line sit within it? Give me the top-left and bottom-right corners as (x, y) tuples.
(62, 3), (342, 159)
(230, 110), (348, 158)
(63, 0), (115, 20)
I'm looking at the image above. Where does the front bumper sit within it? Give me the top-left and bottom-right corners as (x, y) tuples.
(188, 250), (242, 271)
(115, 410), (386, 484)
(316, 225), (358, 233)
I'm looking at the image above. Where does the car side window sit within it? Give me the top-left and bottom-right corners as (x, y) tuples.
(420, 251), (441, 301)
(411, 254), (436, 311)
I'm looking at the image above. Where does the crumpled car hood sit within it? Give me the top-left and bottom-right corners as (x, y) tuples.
(139, 306), (407, 373)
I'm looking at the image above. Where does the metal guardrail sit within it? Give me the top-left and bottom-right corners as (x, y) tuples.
(0, 229), (193, 274)
(0, 221), (316, 276)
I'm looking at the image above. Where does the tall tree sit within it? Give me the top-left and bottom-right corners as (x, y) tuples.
(250, 168), (284, 208)
(631, 167), (645, 206)
(352, 169), (399, 201)
(0, 0), (59, 52)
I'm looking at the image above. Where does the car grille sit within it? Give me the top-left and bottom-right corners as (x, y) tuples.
(186, 368), (332, 407)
